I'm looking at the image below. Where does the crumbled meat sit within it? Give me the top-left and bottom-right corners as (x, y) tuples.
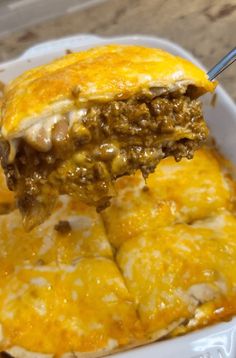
(0, 91), (208, 229)
(54, 220), (72, 235)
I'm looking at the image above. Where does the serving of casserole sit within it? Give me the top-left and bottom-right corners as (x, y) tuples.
(0, 35), (235, 358)
(0, 44), (215, 230)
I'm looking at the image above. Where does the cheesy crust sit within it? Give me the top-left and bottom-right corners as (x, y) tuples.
(0, 184), (142, 356)
(146, 147), (235, 222)
(102, 173), (176, 248)
(102, 148), (234, 248)
(0, 258), (143, 356)
(1, 144), (236, 357)
(116, 211), (236, 338)
(0, 196), (113, 273)
(1, 45), (215, 138)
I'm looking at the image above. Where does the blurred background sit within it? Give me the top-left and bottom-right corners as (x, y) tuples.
(0, 0), (235, 100)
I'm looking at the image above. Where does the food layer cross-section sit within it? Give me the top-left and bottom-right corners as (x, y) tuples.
(0, 45), (215, 229)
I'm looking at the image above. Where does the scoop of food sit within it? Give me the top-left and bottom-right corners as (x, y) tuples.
(0, 45), (216, 229)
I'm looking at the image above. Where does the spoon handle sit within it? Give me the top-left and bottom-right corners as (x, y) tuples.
(207, 47), (236, 81)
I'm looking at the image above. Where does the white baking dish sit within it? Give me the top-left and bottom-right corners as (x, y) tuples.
(0, 34), (236, 358)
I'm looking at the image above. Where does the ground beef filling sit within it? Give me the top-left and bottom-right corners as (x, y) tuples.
(1, 92), (208, 229)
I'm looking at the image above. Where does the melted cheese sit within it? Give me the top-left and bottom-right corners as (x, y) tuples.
(0, 147), (236, 356)
(0, 196), (113, 275)
(103, 148), (235, 248)
(1, 45), (215, 139)
(145, 148), (234, 222)
(102, 174), (176, 248)
(116, 212), (236, 337)
(0, 258), (143, 355)
(0, 177), (143, 355)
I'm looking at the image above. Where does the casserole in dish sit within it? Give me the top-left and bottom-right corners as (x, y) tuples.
(0, 35), (235, 358)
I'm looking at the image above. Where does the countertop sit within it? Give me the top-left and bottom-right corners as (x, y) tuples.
(0, 0), (235, 100)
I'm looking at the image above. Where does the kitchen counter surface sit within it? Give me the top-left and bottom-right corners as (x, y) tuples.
(0, 0), (235, 100)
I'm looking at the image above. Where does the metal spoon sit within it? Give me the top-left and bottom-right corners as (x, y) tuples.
(208, 47), (236, 80)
